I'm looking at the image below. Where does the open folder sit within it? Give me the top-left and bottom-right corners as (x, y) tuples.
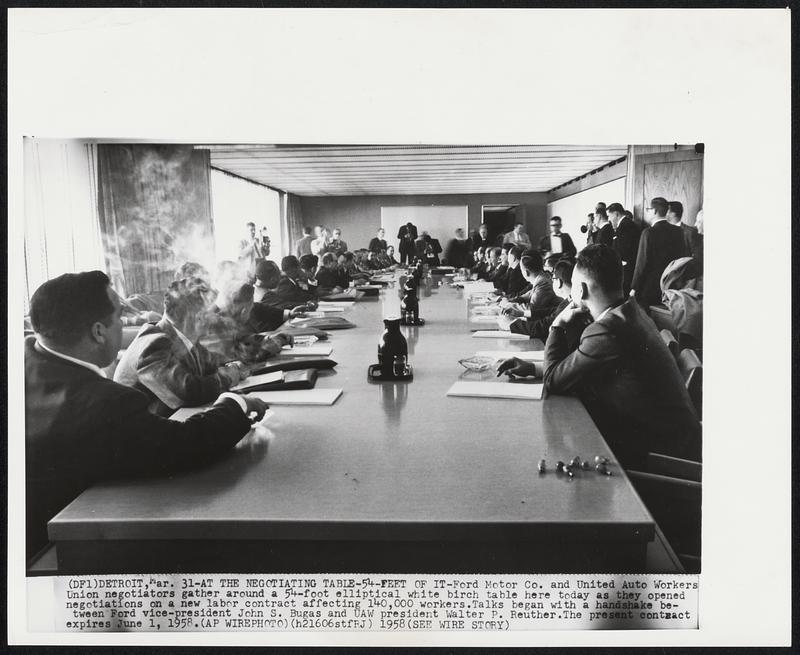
(248, 388), (343, 405)
(446, 381), (544, 400)
(474, 350), (545, 362)
(471, 330), (530, 340)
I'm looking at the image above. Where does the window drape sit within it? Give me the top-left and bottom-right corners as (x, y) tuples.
(282, 193), (305, 258)
(23, 139), (105, 313)
(97, 144), (214, 297)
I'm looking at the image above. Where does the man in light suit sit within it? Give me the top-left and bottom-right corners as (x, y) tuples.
(115, 277), (248, 417)
(26, 271), (267, 561)
(503, 222), (532, 249)
(631, 197), (689, 306)
(499, 245), (701, 468)
(294, 226), (315, 258)
(607, 203), (640, 296)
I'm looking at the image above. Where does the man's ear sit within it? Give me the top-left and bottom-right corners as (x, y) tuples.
(580, 281), (590, 302)
(90, 321), (105, 344)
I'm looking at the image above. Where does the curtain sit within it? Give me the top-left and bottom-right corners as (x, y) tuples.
(97, 145), (214, 297)
(23, 139), (105, 313)
(210, 168), (283, 263)
(282, 193), (305, 258)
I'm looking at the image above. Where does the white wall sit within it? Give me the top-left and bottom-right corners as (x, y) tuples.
(546, 177), (626, 249)
(380, 205), (468, 254)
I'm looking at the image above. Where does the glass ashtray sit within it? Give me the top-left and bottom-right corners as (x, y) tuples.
(458, 356), (496, 372)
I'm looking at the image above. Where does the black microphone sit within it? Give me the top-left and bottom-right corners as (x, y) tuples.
(580, 225), (588, 234)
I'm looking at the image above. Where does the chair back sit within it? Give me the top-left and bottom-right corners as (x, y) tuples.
(678, 348), (702, 417)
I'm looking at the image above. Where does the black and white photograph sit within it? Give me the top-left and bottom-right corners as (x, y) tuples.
(22, 140), (705, 578)
(8, 7), (790, 648)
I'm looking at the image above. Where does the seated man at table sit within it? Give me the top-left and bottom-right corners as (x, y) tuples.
(25, 271), (268, 562)
(498, 251), (559, 324)
(501, 259), (582, 341)
(114, 277), (249, 417)
(275, 256), (318, 307)
(315, 252), (347, 296)
(251, 260), (313, 329)
(501, 245), (701, 468)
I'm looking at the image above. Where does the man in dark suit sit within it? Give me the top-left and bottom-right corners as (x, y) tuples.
(499, 245), (701, 468)
(539, 216), (577, 259)
(115, 277), (248, 417)
(592, 208), (615, 247)
(368, 228), (388, 254)
(607, 203), (641, 296)
(396, 222), (418, 264)
(667, 201), (703, 265)
(499, 251), (560, 332)
(25, 271), (267, 561)
(631, 197), (689, 306)
(470, 223), (493, 252)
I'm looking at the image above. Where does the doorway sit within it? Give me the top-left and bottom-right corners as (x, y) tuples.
(481, 205), (522, 246)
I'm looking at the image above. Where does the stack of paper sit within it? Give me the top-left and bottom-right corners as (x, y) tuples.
(446, 381), (543, 400)
(316, 305), (345, 313)
(471, 330), (530, 340)
(471, 305), (501, 315)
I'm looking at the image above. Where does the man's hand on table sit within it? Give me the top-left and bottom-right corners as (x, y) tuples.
(496, 357), (538, 379)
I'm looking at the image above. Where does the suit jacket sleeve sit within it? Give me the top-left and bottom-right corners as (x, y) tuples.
(630, 228), (651, 296)
(543, 321), (621, 393)
(562, 234), (577, 258)
(95, 387), (253, 476)
(134, 334), (227, 410)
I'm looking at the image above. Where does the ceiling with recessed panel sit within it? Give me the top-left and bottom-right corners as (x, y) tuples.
(202, 144), (628, 197)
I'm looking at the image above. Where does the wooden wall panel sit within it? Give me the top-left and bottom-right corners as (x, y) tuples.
(643, 159), (704, 227)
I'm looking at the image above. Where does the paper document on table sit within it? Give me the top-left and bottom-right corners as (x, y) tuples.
(230, 370), (283, 391)
(316, 305), (345, 312)
(249, 388), (343, 405)
(318, 301), (351, 308)
(462, 282), (497, 296)
(469, 314), (501, 323)
(281, 344), (333, 356)
(475, 350), (545, 361)
(446, 381), (543, 400)
(470, 305), (501, 315)
(471, 330), (529, 340)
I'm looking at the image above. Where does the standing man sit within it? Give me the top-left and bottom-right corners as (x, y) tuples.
(667, 201), (703, 264)
(607, 203), (640, 296)
(592, 207), (615, 247)
(396, 222), (418, 265)
(238, 222), (266, 275)
(539, 216), (577, 259)
(25, 271), (266, 560)
(294, 226), (314, 258)
(631, 197), (689, 306)
(444, 228), (472, 268)
(327, 228), (349, 257)
(503, 223), (532, 249)
(368, 227), (388, 254)
(311, 226), (330, 256)
(471, 224), (492, 252)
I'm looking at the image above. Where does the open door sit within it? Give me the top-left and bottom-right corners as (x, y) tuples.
(632, 149), (704, 226)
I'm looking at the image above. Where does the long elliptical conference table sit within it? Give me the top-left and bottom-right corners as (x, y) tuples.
(50, 274), (657, 574)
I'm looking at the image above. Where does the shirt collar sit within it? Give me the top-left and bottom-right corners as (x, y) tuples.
(37, 340), (107, 378)
(651, 217), (667, 225)
(164, 316), (195, 352)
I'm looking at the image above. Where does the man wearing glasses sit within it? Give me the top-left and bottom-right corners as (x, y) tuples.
(630, 197), (688, 306)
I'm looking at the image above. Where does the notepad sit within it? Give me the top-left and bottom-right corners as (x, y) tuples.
(475, 350), (545, 362)
(446, 381), (543, 400)
(230, 370), (283, 392)
(471, 330), (530, 340)
(249, 388), (343, 405)
(281, 344), (333, 356)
